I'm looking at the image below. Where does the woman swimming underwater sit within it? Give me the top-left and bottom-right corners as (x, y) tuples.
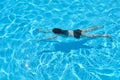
(37, 26), (112, 42)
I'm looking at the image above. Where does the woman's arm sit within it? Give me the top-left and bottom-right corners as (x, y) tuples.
(38, 29), (52, 33)
(37, 35), (58, 42)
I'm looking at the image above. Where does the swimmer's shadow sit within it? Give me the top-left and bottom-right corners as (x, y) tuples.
(42, 38), (104, 53)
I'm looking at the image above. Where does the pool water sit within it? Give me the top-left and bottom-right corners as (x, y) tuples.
(0, 0), (120, 80)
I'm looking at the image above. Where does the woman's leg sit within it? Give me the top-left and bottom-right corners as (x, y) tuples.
(82, 33), (113, 41)
(82, 33), (111, 38)
(81, 26), (104, 32)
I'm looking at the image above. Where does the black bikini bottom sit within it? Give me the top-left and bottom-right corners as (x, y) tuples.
(73, 29), (82, 39)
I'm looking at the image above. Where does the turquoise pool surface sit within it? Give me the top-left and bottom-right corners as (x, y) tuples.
(0, 0), (120, 80)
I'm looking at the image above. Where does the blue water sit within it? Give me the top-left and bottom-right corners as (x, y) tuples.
(0, 0), (120, 80)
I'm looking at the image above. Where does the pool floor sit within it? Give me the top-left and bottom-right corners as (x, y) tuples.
(0, 0), (120, 80)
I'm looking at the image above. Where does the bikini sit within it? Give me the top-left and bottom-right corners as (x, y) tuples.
(60, 30), (69, 36)
(73, 29), (82, 39)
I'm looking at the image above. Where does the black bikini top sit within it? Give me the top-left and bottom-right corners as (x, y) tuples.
(60, 30), (69, 36)
(54, 29), (82, 38)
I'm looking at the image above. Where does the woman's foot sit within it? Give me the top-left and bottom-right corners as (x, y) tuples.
(103, 34), (111, 38)
(103, 34), (113, 41)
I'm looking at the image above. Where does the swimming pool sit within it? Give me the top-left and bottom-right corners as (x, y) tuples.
(0, 0), (120, 80)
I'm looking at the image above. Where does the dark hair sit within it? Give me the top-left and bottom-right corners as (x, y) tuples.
(52, 28), (62, 34)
